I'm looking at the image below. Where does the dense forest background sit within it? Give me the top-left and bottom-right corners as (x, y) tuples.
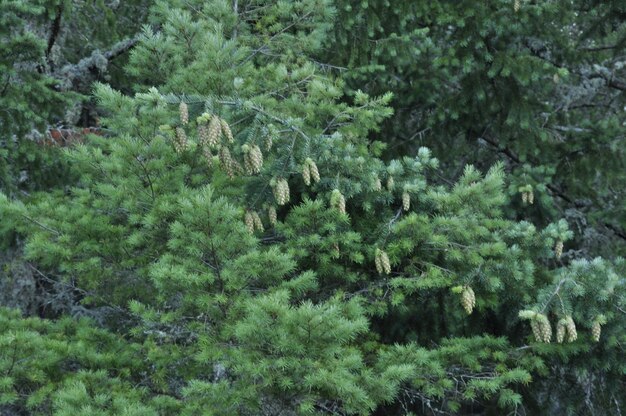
(1, 0), (625, 414)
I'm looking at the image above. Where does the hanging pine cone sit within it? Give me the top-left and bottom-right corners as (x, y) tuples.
(536, 314), (552, 343)
(242, 145), (254, 175)
(387, 176), (395, 191)
(268, 206), (278, 226)
(402, 191), (410, 211)
(460, 286), (476, 315)
(244, 211), (255, 234)
(250, 145), (263, 173)
(375, 250), (383, 274)
(174, 127), (188, 153)
(264, 125), (274, 151)
(208, 115), (222, 147)
(307, 158), (320, 183)
(555, 240), (564, 259)
(330, 189), (346, 214)
(528, 189), (534, 204)
(556, 319), (567, 343)
(219, 146), (235, 178)
(375, 248), (391, 275)
(198, 124), (210, 147)
(522, 191), (528, 204)
(514, 0), (521, 12)
(565, 316), (577, 342)
(220, 119), (234, 143)
(252, 211), (264, 232)
(591, 321), (601, 342)
(273, 178), (290, 205)
(179, 102), (189, 125)
(302, 162), (311, 185)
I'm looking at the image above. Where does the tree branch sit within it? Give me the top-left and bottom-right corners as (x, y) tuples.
(46, 4), (63, 69)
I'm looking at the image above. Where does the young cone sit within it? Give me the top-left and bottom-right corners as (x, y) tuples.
(565, 316), (577, 342)
(252, 211), (264, 232)
(244, 211), (255, 234)
(402, 191), (410, 211)
(198, 124), (210, 147)
(306, 158), (320, 183)
(179, 102), (189, 125)
(219, 146), (235, 178)
(220, 118), (234, 143)
(461, 286), (476, 315)
(268, 206), (277, 226)
(302, 162), (311, 186)
(250, 145), (263, 174)
(330, 189), (346, 214)
(208, 115), (222, 147)
(591, 321), (601, 342)
(555, 240), (564, 259)
(175, 127), (188, 153)
(273, 178), (290, 206)
(536, 314), (552, 343)
(375, 248), (391, 275)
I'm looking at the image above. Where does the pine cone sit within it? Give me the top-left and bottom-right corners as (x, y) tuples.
(264, 129), (273, 151)
(387, 176), (395, 191)
(273, 178), (290, 205)
(198, 124), (210, 147)
(244, 211), (255, 234)
(565, 316), (577, 342)
(522, 191), (528, 204)
(268, 206), (278, 226)
(307, 158), (320, 183)
(242, 145), (254, 175)
(375, 251), (383, 274)
(375, 248), (390, 275)
(461, 286), (475, 315)
(537, 314), (552, 343)
(514, 0), (521, 12)
(331, 189), (346, 214)
(302, 162), (311, 186)
(179, 102), (189, 125)
(175, 127), (188, 153)
(252, 211), (264, 232)
(208, 115), (222, 147)
(219, 146), (235, 178)
(591, 321), (601, 342)
(555, 240), (564, 259)
(402, 191), (410, 211)
(528, 190), (534, 204)
(250, 145), (263, 174)
(220, 119), (234, 143)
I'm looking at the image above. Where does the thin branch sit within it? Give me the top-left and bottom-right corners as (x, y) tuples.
(46, 4), (64, 68)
